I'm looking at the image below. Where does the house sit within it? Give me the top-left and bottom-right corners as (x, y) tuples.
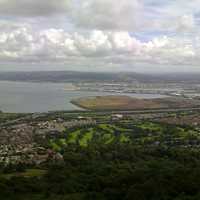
(111, 114), (124, 121)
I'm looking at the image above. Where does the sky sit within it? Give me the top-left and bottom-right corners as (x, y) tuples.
(0, 0), (200, 72)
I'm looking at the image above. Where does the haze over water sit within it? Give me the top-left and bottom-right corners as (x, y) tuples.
(0, 81), (167, 113)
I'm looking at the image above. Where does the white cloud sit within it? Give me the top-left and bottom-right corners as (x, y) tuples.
(149, 14), (197, 33)
(0, 0), (199, 71)
(144, 0), (199, 33)
(69, 0), (142, 31)
(142, 36), (196, 65)
(0, 0), (198, 33)
(65, 0), (199, 34)
(0, 23), (198, 69)
(176, 15), (196, 31)
(159, 0), (200, 16)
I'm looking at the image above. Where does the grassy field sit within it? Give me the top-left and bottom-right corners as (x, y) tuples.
(71, 95), (200, 111)
(48, 121), (200, 152)
(0, 169), (47, 179)
(49, 124), (132, 150)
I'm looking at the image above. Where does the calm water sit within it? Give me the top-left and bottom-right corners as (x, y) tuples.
(0, 81), (167, 113)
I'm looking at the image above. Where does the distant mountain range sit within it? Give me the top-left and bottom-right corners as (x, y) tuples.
(0, 71), (199, 83)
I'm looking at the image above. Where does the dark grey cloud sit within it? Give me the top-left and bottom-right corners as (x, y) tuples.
(0, 0), (69, 16)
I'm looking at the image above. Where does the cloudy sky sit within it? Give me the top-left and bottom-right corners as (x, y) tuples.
(0, 0), (199, 72)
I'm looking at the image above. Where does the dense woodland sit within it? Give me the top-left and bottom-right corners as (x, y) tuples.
(1, 144), (200, 199)
(1, 121), (200, 200)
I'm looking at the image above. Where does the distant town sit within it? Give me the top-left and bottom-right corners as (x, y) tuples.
(1, 107), (200, 166)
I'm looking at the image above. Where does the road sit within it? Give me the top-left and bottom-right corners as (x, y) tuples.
(1, 106), (200, 127)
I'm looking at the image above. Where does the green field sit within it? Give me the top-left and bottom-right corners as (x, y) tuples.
(49, 124), (132, 150)
(48, 121), (200, 152)
(0, 169), (47, 179)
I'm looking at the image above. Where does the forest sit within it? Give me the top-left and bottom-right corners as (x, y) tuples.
(0, 121), (200, 200)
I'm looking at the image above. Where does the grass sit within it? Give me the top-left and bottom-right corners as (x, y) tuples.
(58, 138), (67, 146)
(98, 124), (114, 133)
(119, 134), (130, 143)
(49, 121), (200, 152)
(112, 125), (131, 132)
(0, 113), (27, 123)
(71, 95), (200, 111)
(50, 140), (62, 151)
(66, 130), (81, 144)
(79, 129), (93, 147)
(50, 124), (133, 150)
(102, 133), (115, 144)
(0, 169), (47, 179)
(71, 95), (163, 110)
(137, 122), (163, 132)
